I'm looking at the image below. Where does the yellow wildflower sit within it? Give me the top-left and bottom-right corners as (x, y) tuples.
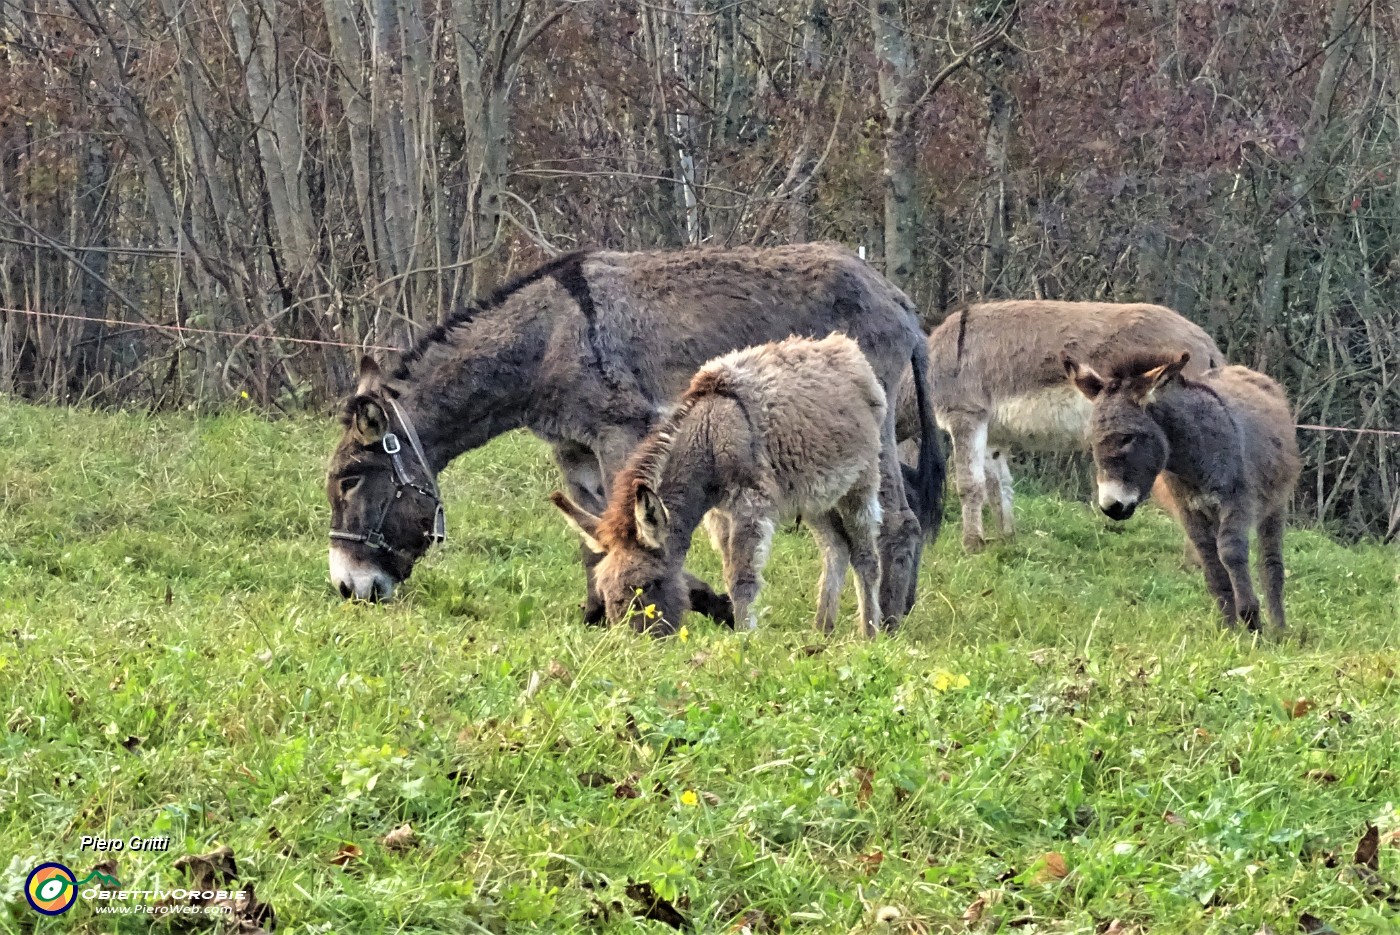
(932, 669), (971, 692)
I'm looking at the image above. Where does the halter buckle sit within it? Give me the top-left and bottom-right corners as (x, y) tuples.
(382, 433), (402, 455)
(363, 530), (389, 551)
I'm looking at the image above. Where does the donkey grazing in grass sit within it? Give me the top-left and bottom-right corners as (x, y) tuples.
(896, 301), (1222, 551)
(1064, 351), (1300, 631)
(551, 334), (887, 636)
(326, 243), (943, 627)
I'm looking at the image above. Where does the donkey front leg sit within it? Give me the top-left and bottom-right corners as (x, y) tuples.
(836, 485), (885, 639)
(1215, 505), (1263, 630)
(875, 417), (922, 625)
(947, 417), (990, 552)
(1181, 508), (1238, 625)
(553, 441), (610, 625)
(722, 498), (777, 630)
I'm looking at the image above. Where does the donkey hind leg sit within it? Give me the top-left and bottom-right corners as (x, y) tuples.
(1181, 508), (1238, 625)
(985, 449), (1015, 539)
(553, 441), (610, 626)
(1257, 509), (1287, 632)
(836, 484), (885, 639)
(947, 417), (990, 552)
(803, 513), (850, 635)
(874, 412), (922, 626)
(1216, 504), (1263, 630)
(723, 496), (777, 631)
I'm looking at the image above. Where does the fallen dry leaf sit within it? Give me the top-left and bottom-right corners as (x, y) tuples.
(1304, 769), (1339, 783)
(1355, 823), (1380, 870)
(854, 765), (875, 806)
(1163, 810), (1186, 827)
(855, 849), (884, 875)
(1193, 727), (1213, 742)
(1298, 911), (1340, 934)
(731, 907), (778, 933)
(1032, 851), (1069, 883)
(381, 823), (417, 852)
(329, 843), (363, 867)
(546, 659), (572, 682)
(578, 771), (614, 788)
(167, 846), (275, 933)
(173, 844), (238, 888)
(1283, 698), (1315, 719)
(614, 781), (640, 799)
(625, 880), (690, 930)
(962, 896), (988, 923)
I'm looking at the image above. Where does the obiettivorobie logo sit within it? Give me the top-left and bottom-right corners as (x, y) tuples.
(25, 862), (121, 915)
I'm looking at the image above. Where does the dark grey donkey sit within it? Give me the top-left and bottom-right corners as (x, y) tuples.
(326, 243), (944, 627)
(1064, 350), (1301, 631)
(552, 334), (887, 637)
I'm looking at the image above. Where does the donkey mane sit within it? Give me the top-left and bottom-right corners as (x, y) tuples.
(1103, 350), (1187, 381)
(598, 370), (736, 544)
(389, 250), (594, 381)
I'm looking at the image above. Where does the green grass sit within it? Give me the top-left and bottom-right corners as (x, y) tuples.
(0, 399), (1396, 934)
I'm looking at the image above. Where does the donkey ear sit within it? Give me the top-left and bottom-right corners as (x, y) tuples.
(550, 491), (605, 554)
(633, 484), (669, 551)
(356, 355), (383, 395)
(1143, 351), (1190, 402)
(351, 395), (389, 444)
(1063, 354), (1105, 400)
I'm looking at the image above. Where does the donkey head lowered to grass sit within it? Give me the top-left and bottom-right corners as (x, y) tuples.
(326, 356), (445, 602)
(1063, 349), (1300, 631)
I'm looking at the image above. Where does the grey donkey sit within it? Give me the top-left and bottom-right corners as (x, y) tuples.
(551, 334), (888, 636)
(325, 243), (943, 627)
(1064, 350), (1300, 631)
(896, 300), (1222, 551)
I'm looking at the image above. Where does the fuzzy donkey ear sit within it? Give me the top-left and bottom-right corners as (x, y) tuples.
(1063, 353), (1105, 401)
(350, 395), (389, 445)
(550, 491), (606, 554)
(356, 355), (383, 395)
(632, 484), (670, 551)
(1142, 351), (1190, 402)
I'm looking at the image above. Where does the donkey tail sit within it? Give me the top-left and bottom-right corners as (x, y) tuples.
(908, 338), (945, 541)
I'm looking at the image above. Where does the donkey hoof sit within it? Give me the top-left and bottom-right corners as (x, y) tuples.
(580, 602), (607, 627)
(963, 534), (987, 553)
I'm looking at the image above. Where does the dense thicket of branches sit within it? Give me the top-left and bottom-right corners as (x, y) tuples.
(1, 0), (1395, 537)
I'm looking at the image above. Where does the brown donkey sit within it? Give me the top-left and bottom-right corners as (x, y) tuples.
(552, 334), (887, 637)
(896, 300), (1222, 551)
(1064, 351), (1300, 631)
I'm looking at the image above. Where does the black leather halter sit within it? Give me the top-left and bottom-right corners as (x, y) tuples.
(329, 398), (446, 558)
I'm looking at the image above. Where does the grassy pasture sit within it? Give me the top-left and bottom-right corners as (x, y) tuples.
(0, 400), (1397, 934)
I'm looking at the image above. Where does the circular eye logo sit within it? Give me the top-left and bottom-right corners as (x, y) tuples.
(26, 862), (79, 915)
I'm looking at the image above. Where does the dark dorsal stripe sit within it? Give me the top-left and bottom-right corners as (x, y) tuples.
(391, 249), (594, 380)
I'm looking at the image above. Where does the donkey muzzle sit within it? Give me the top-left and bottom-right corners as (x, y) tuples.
(330, 546), (397, 602)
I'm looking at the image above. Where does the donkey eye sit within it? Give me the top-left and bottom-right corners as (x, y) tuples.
(339, 475), (363, 495)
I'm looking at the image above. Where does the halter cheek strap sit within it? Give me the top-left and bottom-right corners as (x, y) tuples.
(329, 400), (446, 556)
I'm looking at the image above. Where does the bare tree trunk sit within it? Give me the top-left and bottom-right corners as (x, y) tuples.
(981, 80), (1013, 297)
(1257, 0), (1357, 368)
(323, 0), (383, 278)
(230, 0), (316, 284)
(870, 0), (916, 285)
